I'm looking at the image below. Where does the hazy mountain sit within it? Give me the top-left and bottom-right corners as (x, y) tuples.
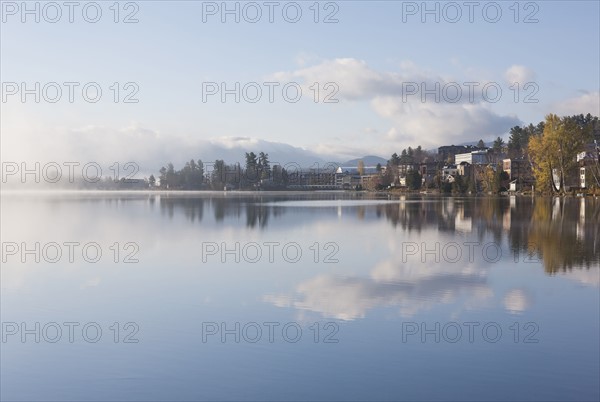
(342, 155), (388, 167)
(7, 120), (394, 177)
(7, 125), (338, 176)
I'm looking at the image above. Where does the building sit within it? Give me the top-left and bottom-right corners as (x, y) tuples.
(289, 167), (336, 187)
(552, 142), (600, 190)
(437, 145), (478, 162)
(419, 161), (439, 186)
(397, 163), (416, 176)
(552, 168), (580, 192)
(441, 165), (458, 182)
(455, 150), (488, 165)
(579, 167), (587, 188)
(503, 158), (533, 184)
(117, 178), (148, 189)
(577, 141), (600, 189)
(334, 167), (381, 189)
(457, 161), (472, 177)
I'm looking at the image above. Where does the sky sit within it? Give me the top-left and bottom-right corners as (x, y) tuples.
(1, 0), (599, 173)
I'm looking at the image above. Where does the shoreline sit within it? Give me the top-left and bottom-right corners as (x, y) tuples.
(1, 188), (599, 198)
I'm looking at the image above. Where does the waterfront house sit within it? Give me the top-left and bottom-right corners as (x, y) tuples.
(577, 141), (600, 189)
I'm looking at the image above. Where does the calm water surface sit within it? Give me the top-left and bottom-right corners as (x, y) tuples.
(1, 191), (599, 401)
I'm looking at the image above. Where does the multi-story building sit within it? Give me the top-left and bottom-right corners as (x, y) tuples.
(455, 150), (488, 165)
(503, 158), (533, 181)
(502, 158), (534, 191)
(437, 145), (478, 162)
(457, 162), (472, 177)
(419, 161), (439, 186)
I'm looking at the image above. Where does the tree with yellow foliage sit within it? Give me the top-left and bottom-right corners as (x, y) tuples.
(357, 160), (365, 176)
(528, 114), (593, 193)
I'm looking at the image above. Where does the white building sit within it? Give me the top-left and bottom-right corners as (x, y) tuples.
(455, 150), (488, 165)
(441, 165), (458, 182)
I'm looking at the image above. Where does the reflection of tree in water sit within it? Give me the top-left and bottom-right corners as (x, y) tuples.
(379, 196), (599, 274)
(378, 198), (431, 229)
(245, 202), (269, 228)
(497, 197), (599, 273)
(211, 197), (242, 222)
(159, 197), (204, 222)
(526, 198), (600, 273)
(154, 193), (598, 274)
(159, 193), (316, 227)
(210, 193), (376, 227)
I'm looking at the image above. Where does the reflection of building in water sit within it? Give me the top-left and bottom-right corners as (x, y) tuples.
(443, 198), (455, 218)
(503, 207), (511, 231)
(154, 194), (599, 275)
(552, 197), (561, 220)
(382, 196), (599, 274)
(577, 197), (586, 241)
(502, 196), (517, 231)
(454, 205), (472, 233)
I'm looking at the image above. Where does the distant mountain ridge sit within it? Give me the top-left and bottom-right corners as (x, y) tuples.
(342, 155), (388, 167)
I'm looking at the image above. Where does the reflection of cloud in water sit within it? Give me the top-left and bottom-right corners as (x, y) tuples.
(560, 270), (600, 287)
(503, 289), (533, 314)
(265, 259), (493, 321)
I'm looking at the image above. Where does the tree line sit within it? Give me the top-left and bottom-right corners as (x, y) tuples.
(153, 152), (290, 190)
(369, 113), (599, 194)
(150, 113), (598, 194)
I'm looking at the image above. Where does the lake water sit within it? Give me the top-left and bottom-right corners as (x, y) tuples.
(1, 191), (599, 401)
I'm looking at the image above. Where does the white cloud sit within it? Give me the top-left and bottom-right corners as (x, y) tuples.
(504, 65), (536, 84)
(376, 101), (520, 148)
(274, 58), (522, 149)
(272, 58), (433, 101)
(552, 91), (600, 116)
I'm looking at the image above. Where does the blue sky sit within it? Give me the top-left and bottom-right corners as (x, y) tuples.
(2, 0), (599, 171)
